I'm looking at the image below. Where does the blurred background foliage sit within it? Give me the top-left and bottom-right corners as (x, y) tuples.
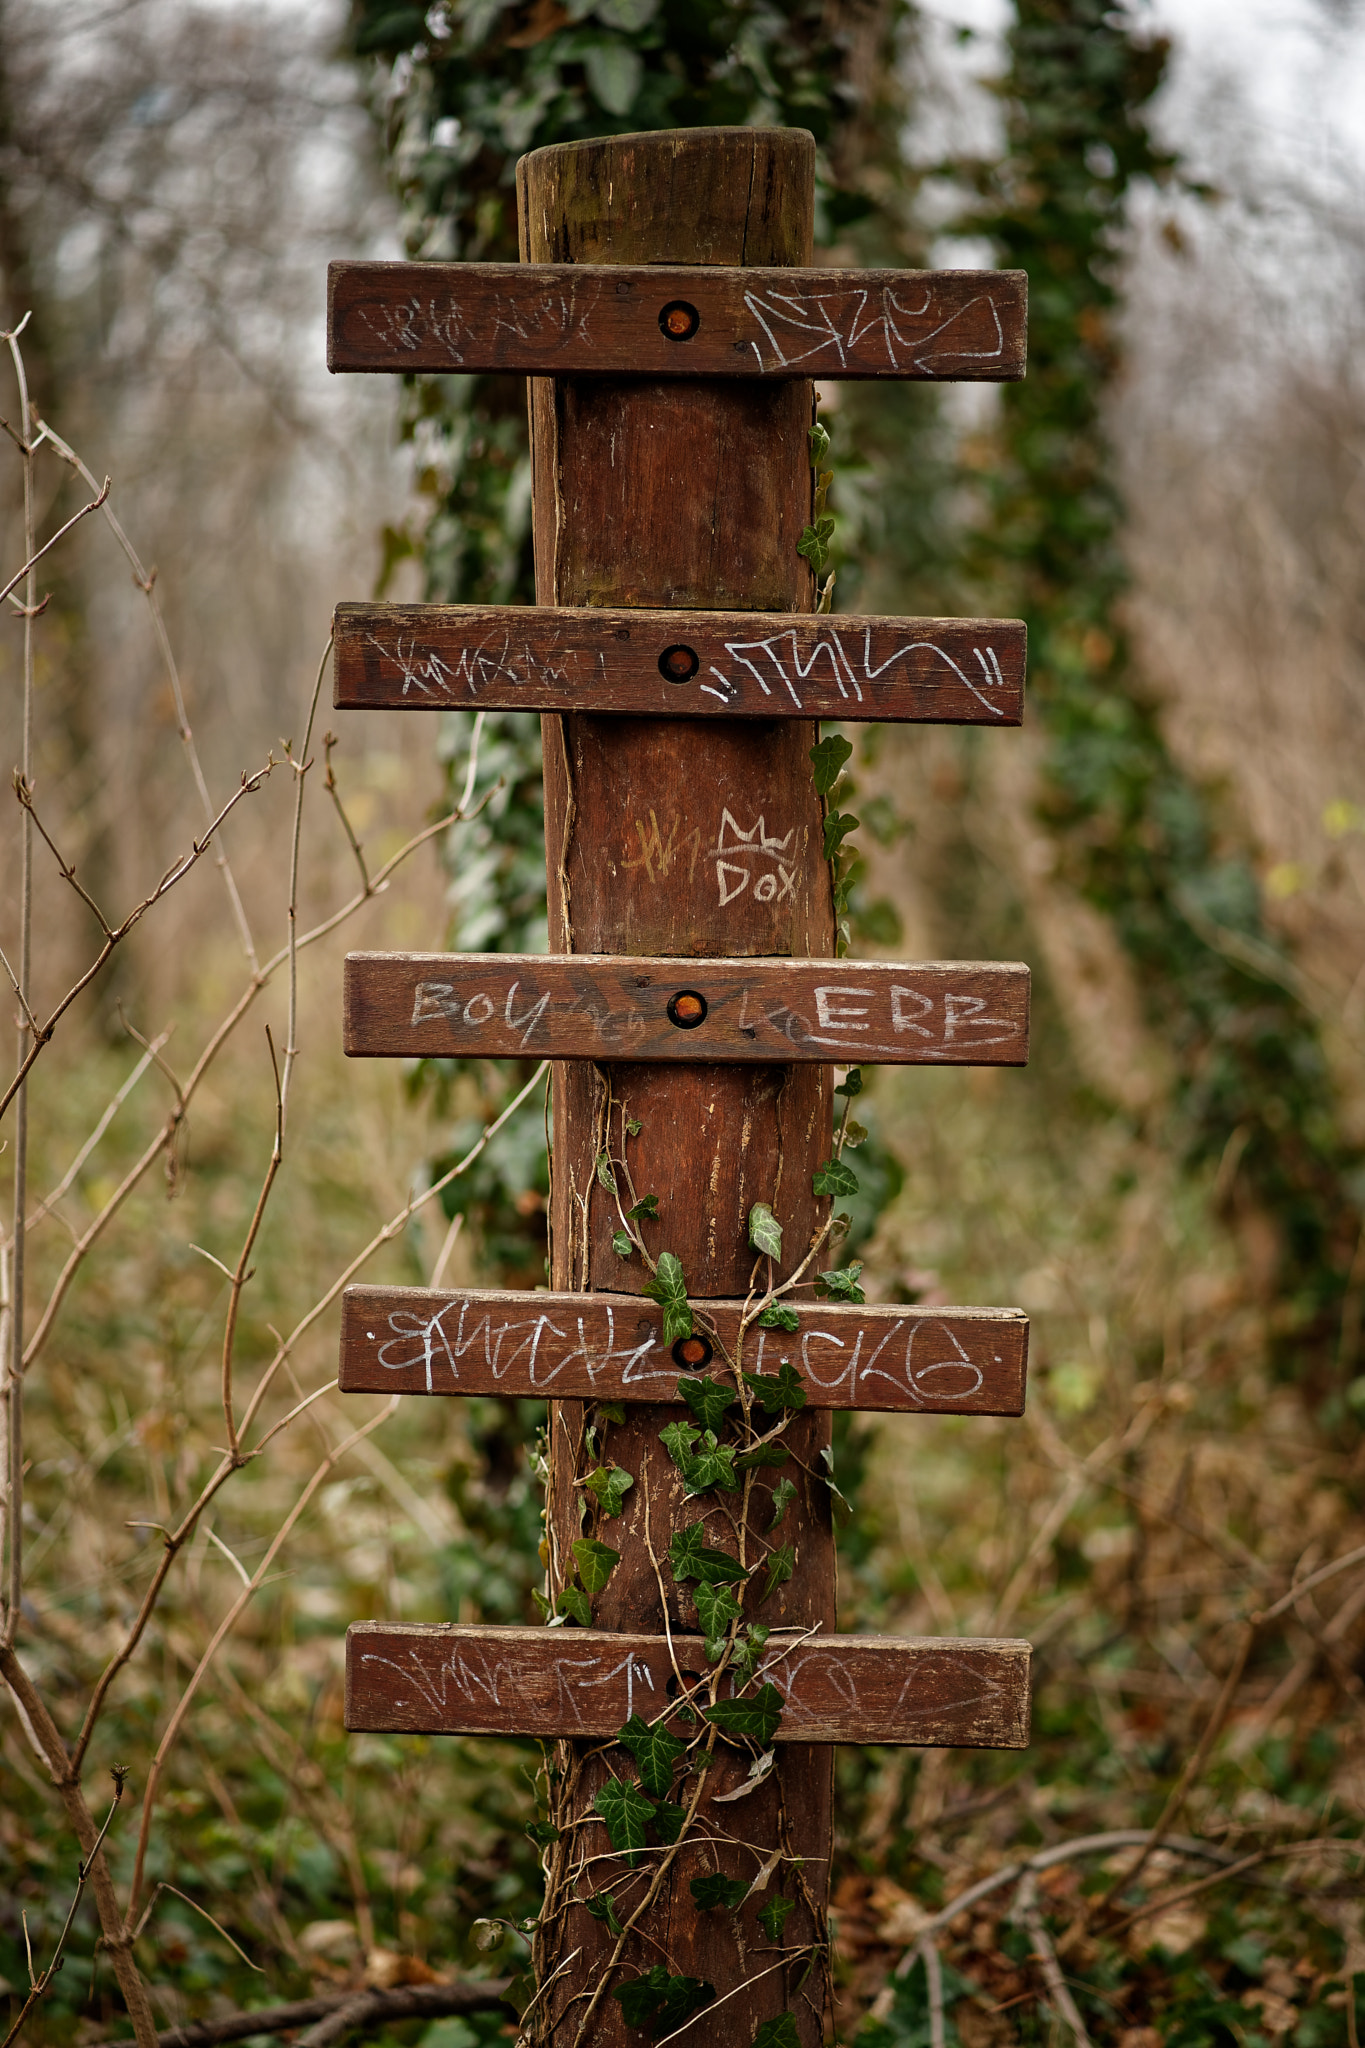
(6, 0), (1365, 2042)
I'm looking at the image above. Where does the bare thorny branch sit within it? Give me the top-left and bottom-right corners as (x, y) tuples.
(0, 760), (275, 1124)
(0, 323), (526, 2047)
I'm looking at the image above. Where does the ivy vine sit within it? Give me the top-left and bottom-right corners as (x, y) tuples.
(960, 0), (1364, 1396)
(503, 1071), (874, 2032)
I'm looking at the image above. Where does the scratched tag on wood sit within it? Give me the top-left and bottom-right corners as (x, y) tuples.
(339, 1289), (1027, 1415)
(328, 262), (1028, 382)
(333, 603), (1025, 725)
(343, 954), (1030, 1067)
(346, 1623), (1031, 1748)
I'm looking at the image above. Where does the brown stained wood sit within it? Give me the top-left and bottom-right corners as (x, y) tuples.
(345, 1623), (1032, 1749)
(521, 127), (835, 2047)
(338, 1288), (1030, 1415)
(343, 952), (1031, 1067)
(559, 1060), (824, 1295)
(327, 261), (1028, 382)
(550, 716), (832, 960)
(333, 601), (1026, 726)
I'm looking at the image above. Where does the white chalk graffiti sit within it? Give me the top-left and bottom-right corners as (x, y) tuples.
(369, 631), (600, 702)
(708, 810), (797, 910)
(355, 1629), (1023, 1741)
(748, 1318), (987, 1407)
(362, 622), (1010, 717)
(360, 1642), (656, 1728)
(741, 282), (1008, 376)
(411, 978), (551, 1050)
(724, 981), (1020, 1058)
(701, 626), (1009, 718)
(357, 277), (603, 365)
(401, 969), (1022, 1060)
(371, 1296), (676, 1396)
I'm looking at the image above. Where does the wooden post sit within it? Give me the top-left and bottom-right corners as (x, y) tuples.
(326, 128), (1034, 2048)
(520, 128), (836, 2045)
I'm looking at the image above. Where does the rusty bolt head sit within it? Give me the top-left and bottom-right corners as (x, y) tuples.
(658, 300), (700, 341)
(666, 990), (707, 1029)
(658, 643), (699, 684)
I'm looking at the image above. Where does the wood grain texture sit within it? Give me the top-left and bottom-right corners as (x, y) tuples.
(333, 601), (1026, 725)
(327, 260), (1028, 382)
(343, 953), (1031, 1066)
(338, 1288), (1029, 1415)
(555, 1060), (828, 1297)
(521, 127), (835, 2047)
(345, 1623), (1033, 1749)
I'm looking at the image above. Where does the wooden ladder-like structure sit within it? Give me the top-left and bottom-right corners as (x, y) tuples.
(327, 127), (1031, 2048)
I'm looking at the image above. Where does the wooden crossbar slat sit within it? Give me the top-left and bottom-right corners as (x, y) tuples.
(332, 603), (1026, 725)
(339, 1288), (1028, 1415)
(328, 261), (1027, 382)
(344, 954), (1030, 1066)
(346, 1623), (1032, 1748)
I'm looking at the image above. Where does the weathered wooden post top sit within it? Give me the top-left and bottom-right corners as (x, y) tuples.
(327, 128), (1031, 2047)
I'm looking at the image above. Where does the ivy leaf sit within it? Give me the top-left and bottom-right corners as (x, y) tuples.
(813, 1156), (858, 1199)
(797, 515), (835, 572)
(835, 1066), (863, 1097)
(756, 1897), (796, 1947)
(617, 1712), (685, 1799)
(810, 733), (853, 796)
(820, 1441), (853, 1516)
(768, 1478), (797, 1529)
(843, 1118), (868, 1148)
(525, 1819), (559, 1847)
(659, 1416), (700, 1469)
(652, 1800), (686, 1844)
(556, 1584), (591, 1626)
(690, 1873), (748, 1911)
(614, 1968), (668, 2029)
(644, 1250), (692, 1346)
(585, 1888), (623, 1937)
(677, 1374), (736, 1434)
(653, 1975), (715, 2033)
(682, 1433), (739, 1495)
(612, 1229), (634, 1259)
(627, 1193), (659, 1220)
(814, 1261), (865, 1304)
(822, 809), (858, 862)
(531, 1588), (551, 1621)
(808, 420), (831, 466)
(583, 1464), (634, 1518)
(668, 1523), (748, 1586)
(733, 1623), (770, 1681)
(613, 1966), (715, 2036)
(595, 1150), (617, 1192)
(597, 1401), (626, 1424)
(572, 1536), (620, 1597)
(736, 1441), (789, 1470)
(625, 1115), (642, 1135)
(743, 1362), (808, 1413)
(757, 1301), (799, 1331)
(594, 1776), (655, 1868)
(753, 1998), (794, 2048)
(694, 1580), (743, 1656)
(703, 1683), (784, 1746)
(662, 1417), (738, 1493)
(762, 1544), (795, 1602)
(748, 1201), (783, 1260)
